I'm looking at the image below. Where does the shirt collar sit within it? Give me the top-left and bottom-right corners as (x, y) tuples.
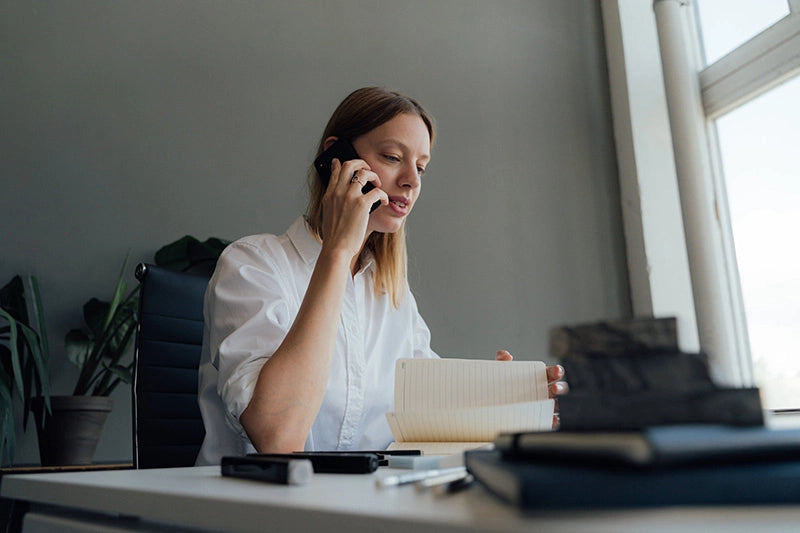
(287, 216), (321, 266)
(287, 216), (376, 274)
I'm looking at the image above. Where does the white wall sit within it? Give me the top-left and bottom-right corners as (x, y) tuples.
(0, 1), (629, 463)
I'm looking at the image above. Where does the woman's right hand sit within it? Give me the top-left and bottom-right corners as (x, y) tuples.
(320, 158), (387, 260)
(241, 157), (388, 453)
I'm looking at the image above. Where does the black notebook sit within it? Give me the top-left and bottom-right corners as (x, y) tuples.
(494, 424), (800, 467)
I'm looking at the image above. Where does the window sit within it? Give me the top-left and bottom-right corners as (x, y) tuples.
(695, 1), (800, 409)
(695, 0), (789, 65)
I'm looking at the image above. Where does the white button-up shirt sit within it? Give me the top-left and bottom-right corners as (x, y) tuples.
(196, 217), (438, 465)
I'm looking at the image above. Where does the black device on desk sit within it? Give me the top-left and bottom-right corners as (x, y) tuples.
(313, 138), (380, 213)
(248, 452), (381, 474)
(292, 449), (421, 467)
(221, 455), (314, 485)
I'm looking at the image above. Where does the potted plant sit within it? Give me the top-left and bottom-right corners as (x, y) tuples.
(3, 236), (229, 467)
(32, 258), (139, 466)
(0, 275), (51, 466)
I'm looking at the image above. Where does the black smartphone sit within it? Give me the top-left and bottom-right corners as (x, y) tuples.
(313, 138), (380, 213)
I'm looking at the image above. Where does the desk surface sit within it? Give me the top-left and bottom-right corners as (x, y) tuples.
(3, 465), (800, 533)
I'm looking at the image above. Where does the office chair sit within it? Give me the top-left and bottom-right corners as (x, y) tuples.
(132, 263), (210, 468)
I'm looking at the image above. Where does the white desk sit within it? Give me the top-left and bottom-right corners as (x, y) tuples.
(3, 465), (800, 533)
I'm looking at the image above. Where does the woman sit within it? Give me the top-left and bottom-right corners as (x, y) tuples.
(196, 87), (564, 465)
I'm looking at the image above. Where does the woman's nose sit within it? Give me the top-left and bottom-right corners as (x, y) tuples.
(399, 162), (421, 189)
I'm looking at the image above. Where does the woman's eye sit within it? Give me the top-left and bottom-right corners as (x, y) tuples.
(417, 167), (426, 176)
(384, 155), (400, 163)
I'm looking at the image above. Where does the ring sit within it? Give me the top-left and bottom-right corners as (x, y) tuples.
(350, 170), (363, 186)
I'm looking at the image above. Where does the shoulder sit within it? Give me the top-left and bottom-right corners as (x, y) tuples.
(210, 235), (289, 288)
(219, 217), (313, 266)
(213, 235), (280, 275)
(211, 217), (315, 288)
(218, 220), (301, 268)
(222, 232), (286, 259)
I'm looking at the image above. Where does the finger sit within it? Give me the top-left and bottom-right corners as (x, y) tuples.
(340, 160), (370, 181)
(495, 350), (513, 361)
(546, 364), (564, 383)
(548, 380), (568, 397)
(362, 187), (389, 210)
(329, 158), (342, 187)
(357, 167), (381, 190)
(329, 158), (357, 194)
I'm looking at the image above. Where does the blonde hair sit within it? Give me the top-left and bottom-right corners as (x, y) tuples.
(305, 87), (435, 308)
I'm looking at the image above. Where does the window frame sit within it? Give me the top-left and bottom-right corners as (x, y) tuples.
(698, 6), (800, 118)
(602, 0), (800, 392)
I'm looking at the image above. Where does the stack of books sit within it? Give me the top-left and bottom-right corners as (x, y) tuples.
(466, 424), (800, 508)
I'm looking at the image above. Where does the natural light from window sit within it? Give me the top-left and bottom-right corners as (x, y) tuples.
(696, 0), (800, 409)
(695, 0), (789, 65)
(715, 76), (800, 409)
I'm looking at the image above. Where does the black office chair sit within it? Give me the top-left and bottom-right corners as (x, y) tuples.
(132, 263), (211, 468)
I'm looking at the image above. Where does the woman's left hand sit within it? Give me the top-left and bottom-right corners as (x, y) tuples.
(495, 349), (568, 429)
(494, 350), (568, 399)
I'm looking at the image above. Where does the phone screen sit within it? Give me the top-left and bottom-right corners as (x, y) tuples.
(313, 138), (379, 212)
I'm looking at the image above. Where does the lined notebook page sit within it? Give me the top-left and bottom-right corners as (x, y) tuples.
(386, 441), (491, 454)
(386, 400), (554, 442)
(394, 358), (549, 412)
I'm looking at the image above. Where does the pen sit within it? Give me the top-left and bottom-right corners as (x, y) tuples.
(431, 473), (475, 497)
(221, 456), (314, 485)
(414, 469), (469, 492)
(376, 466), (466, 489)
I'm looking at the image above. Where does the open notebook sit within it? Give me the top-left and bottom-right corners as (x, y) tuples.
(385, 358), (554, 455)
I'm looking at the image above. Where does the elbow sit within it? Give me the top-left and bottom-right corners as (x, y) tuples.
(239, 405), (308, 454)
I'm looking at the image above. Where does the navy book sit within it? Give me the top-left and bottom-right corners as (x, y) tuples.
(494, 425), (800, 467)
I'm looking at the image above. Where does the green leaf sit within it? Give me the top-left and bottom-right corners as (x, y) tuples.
(103, 299), (136, 358)
(154, 235), (229, 272)
(0, 309), (24, 400)
(105, 363), (133, 384)
(188, 237), (229, 265)
(154, 235), (197, 271)
(70, 256), (138, 396)
(0, 275), (51, 444)
(103, 257), (129, 334)
(0, 403), (14, 466)
(0, 355), (16, 465)
(82, 298), (109, 339)
(0, 344), (10, 368)
(12, 322), (50, 423)
(27, 276), (49, 364)
(65, 329), (91, 367)
(0, 276), (29, 325)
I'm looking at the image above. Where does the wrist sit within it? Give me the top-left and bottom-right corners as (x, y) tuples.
(317, 245), (355, 272)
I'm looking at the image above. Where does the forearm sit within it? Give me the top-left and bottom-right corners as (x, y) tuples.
(239, 247), (351, 452)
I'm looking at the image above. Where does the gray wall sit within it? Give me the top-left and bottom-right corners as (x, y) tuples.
(1, 1), (629, 464)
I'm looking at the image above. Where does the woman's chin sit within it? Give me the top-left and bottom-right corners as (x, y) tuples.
(369, 215), (405, 235)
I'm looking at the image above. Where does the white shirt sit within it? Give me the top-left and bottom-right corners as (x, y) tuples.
(196, 216), (438, 465)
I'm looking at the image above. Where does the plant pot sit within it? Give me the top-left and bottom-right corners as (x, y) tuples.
(33, 395), (113, 466)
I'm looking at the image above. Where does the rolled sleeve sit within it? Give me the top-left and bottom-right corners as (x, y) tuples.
(206, 240), (299, 436)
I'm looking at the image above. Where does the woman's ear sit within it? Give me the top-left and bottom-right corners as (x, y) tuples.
(322, 136), (338, 152)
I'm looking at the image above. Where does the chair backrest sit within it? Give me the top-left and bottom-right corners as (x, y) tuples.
(132, 263), (210, 468)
